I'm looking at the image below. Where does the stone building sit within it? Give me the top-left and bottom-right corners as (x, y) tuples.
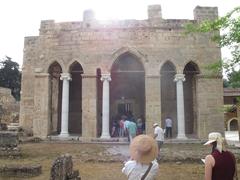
(20, 5), (224, 140)
(224, 88), (240, 131)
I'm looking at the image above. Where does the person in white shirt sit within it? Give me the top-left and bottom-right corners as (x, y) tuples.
(153, 123), (164, 160)
(165, 117), (172, 138)
(122, 135), (159, 180)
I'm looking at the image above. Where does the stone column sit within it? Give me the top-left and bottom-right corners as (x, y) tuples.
(100, 74), (111, 139)
(59, 73), (71, 137)
(174, 74), (187, 139)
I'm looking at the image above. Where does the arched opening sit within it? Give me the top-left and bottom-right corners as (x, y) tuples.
(160, 61), (177, 137)
(229, 119), (238, 131)
(183, 62), (200, 136)
(96, 68), (102, 137)
(48, 62), (62, 134)
(110, 53), (145, 136)
(69, 61), (84, 135)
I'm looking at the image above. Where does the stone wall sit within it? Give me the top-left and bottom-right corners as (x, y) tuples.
(0, 87), (19, 124)
(20, 5), (224, 139)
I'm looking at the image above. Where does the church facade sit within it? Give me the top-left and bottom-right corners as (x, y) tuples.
(20, 5), (224, 140)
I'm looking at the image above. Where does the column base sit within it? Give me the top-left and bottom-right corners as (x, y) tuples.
(176, 134), (187, 140)
(58, 132), (69, 138)
(100, 134), (111, 139)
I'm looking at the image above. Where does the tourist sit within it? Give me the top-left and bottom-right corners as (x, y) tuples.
(119, 116), (125, 137)
(165, 117), (172, 138)
(111, 120), (118, 137)
(204, 132), (237, 180)
(124, 117), (131, 140)
(127, 121), (137, 143)
(122, 135), (159, 180)
(153, 123), (164, 160)
(136, 117), (143, 135)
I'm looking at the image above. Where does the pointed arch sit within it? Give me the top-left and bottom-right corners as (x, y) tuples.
(183, 61), (200, 136)
(110, 50), (146, 130)
(160, 61), (176, 74)
(160, 61), (177, 136)
(183, 61), (200, 74)
(111, 52), (144, 73)
(68, 61), (84, 135)
(46, 59), (64, 73)
(48, 61), (63, 134)
(69, 61), (84, 73)
(48, 61), (62, 76)
(110, 47), (146, 72)
(67, 59), (85, 73)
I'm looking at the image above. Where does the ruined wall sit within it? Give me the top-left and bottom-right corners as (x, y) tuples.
(0, 87), (19, 124)
(20, 5), (223, 138)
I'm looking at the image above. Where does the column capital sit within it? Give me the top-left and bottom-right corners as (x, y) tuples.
(101, 74), (111, 82)
(60, 73), (72, 81)
(174, 74), (185, 82)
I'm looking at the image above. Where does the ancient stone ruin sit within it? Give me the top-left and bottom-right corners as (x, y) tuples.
(0, 131), (21, 158)
(50, 154), (81, 180)
(0, 165), (42, 178)
(0, 87), (19, 126)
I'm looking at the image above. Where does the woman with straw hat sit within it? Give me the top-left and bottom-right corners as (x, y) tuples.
(203, 132), (237, 180)
(122, 135), (159, 180)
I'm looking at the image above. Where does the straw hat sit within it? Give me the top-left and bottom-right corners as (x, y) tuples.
(153, 123), (158, 127)
(204, 132), (226, 153)
(130, 135), (158, 164)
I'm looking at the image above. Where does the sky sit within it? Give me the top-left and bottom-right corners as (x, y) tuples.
(0, 0), (239, 68)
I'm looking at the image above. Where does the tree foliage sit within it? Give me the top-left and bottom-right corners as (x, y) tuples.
(0, 56), (21, 101)
(185, 6), (240, 79)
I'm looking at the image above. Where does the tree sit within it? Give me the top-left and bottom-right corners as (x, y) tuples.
(185, 6), (240, 77)
(186, 6), (240, 139)
(0, 56), (21, 101)
(226, 70), (240, 88)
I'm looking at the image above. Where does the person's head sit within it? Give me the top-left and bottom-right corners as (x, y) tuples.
(204, 132), (226, 153)
(153, 123), (158, 128)
(130, 135), (158, 164)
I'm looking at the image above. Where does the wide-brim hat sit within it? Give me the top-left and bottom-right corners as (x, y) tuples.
(130, 135), (158, 164)
(153, 123), (158, 127)
(204, 132), (225, 153)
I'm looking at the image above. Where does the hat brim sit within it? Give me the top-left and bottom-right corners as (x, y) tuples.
(204, 139), (216, 146)
(153, 123), (158, 127)
(130, 135), (158, 164)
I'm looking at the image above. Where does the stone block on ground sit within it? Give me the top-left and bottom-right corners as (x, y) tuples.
(0, 123), (7, 131)
(0, 165), (42, 177)
(50, 153), (81, 180)
(0, 131), (18, 147)
(0, 131), (21, 157)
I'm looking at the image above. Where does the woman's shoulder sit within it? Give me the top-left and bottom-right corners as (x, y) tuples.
(124, 160), (137, 166)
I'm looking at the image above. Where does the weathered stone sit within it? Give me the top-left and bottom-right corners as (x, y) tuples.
(0, 131), (21, 157)
(0, 165), (41, 177)
(0, 123), (7, 131)
(50, 154), (81, 180)
(0, 87), (19, 125)
(0, 132), (18, 147)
